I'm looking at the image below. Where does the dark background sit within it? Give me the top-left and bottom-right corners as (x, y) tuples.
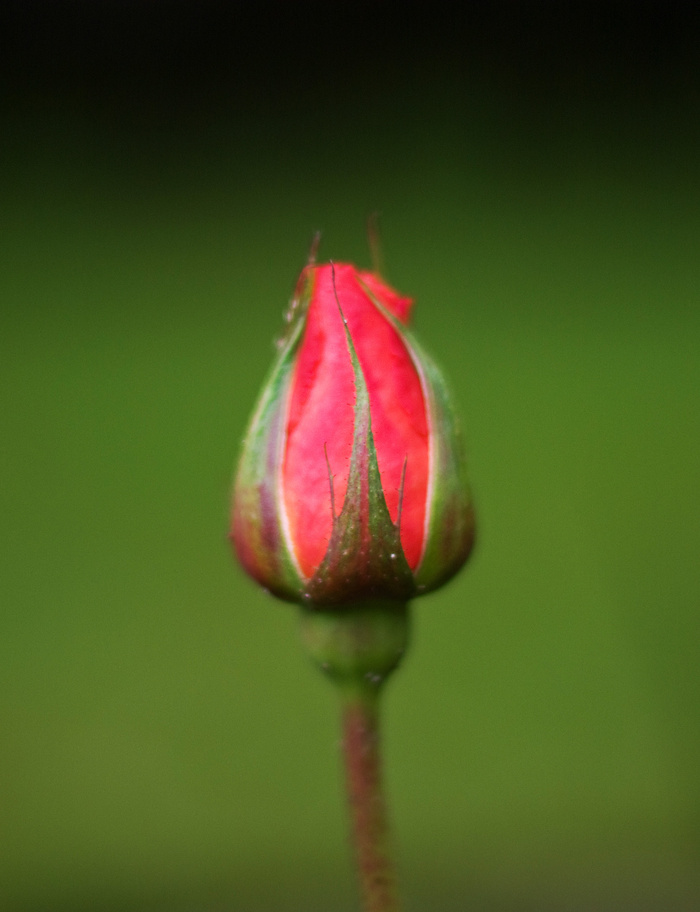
(2, 3), (699, 911)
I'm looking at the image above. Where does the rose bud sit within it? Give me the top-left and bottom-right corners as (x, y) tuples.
(231, 261), (474, 607)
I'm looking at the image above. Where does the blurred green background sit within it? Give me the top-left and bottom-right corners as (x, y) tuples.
(1, 3), (699, 910)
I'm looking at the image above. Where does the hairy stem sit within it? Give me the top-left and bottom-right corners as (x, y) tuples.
(299, 602), (408, 912)
(341, 689), (401, 912)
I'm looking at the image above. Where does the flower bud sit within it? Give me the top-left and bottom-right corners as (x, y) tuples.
(231, 261), (474, 607)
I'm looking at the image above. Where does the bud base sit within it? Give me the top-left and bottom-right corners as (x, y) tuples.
(299, 601), (410, 695)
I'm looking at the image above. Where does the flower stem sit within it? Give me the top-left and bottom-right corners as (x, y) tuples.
(299, 601), (409, 912)
(340, 686), (401, 912)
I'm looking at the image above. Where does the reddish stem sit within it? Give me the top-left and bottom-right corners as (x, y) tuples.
(341, 693), (401, 912)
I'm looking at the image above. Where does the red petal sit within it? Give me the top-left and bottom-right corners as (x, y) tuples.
(358, 270), (414, 324)
(283, 264), (428, 578)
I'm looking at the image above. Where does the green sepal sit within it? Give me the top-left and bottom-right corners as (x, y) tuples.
(406, 331), (475, 592)
(307, 299), (417, 606)
(231, 279), (314, 603)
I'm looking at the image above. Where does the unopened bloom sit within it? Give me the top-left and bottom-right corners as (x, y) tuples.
(231, 261), (474, 606)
